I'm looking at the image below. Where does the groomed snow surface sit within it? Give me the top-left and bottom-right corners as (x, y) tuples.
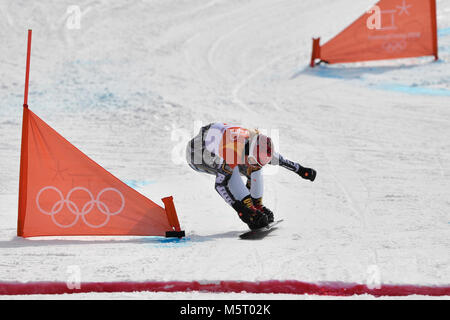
(0, 0), (449, 299)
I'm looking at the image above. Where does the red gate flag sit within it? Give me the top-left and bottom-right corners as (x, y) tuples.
(310, 0), (438, 67)
(17, 108), (184, 237)
(18, 30), (184, 238)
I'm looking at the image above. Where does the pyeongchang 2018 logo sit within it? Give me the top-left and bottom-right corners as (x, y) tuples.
(36, 186), (125, 228)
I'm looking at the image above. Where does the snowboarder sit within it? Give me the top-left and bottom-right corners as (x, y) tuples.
(186, 123), (316, 230)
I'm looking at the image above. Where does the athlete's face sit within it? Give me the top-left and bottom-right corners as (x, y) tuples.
(245, 155), (262, 169)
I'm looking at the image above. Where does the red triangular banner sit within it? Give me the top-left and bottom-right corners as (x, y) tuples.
(17, 107), (181, 237)
(310, 0), (438, 66)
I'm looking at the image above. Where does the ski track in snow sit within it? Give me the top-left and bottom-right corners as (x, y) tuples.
(0, 0), (449, 298)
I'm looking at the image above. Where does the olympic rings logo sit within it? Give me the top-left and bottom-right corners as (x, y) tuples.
(382, 40), (407, 53)
(36, 186), (125, 229)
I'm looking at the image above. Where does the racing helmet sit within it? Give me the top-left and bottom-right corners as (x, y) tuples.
(247, 133), (273, 167)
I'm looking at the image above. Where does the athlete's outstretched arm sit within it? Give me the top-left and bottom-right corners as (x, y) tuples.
(270, 152), (317, 181)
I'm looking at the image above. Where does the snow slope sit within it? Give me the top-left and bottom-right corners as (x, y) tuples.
(0, 0), (449, 298)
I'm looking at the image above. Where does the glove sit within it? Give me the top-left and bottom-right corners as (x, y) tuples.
(232, 196), (268, 229)
(297, 165), (316, 182)
(252, 197), (274, 223)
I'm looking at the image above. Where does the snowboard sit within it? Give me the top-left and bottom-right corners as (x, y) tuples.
(239, 219), (283, 240)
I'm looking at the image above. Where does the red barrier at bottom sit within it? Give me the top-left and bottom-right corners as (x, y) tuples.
(0, 280), (449, 297)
